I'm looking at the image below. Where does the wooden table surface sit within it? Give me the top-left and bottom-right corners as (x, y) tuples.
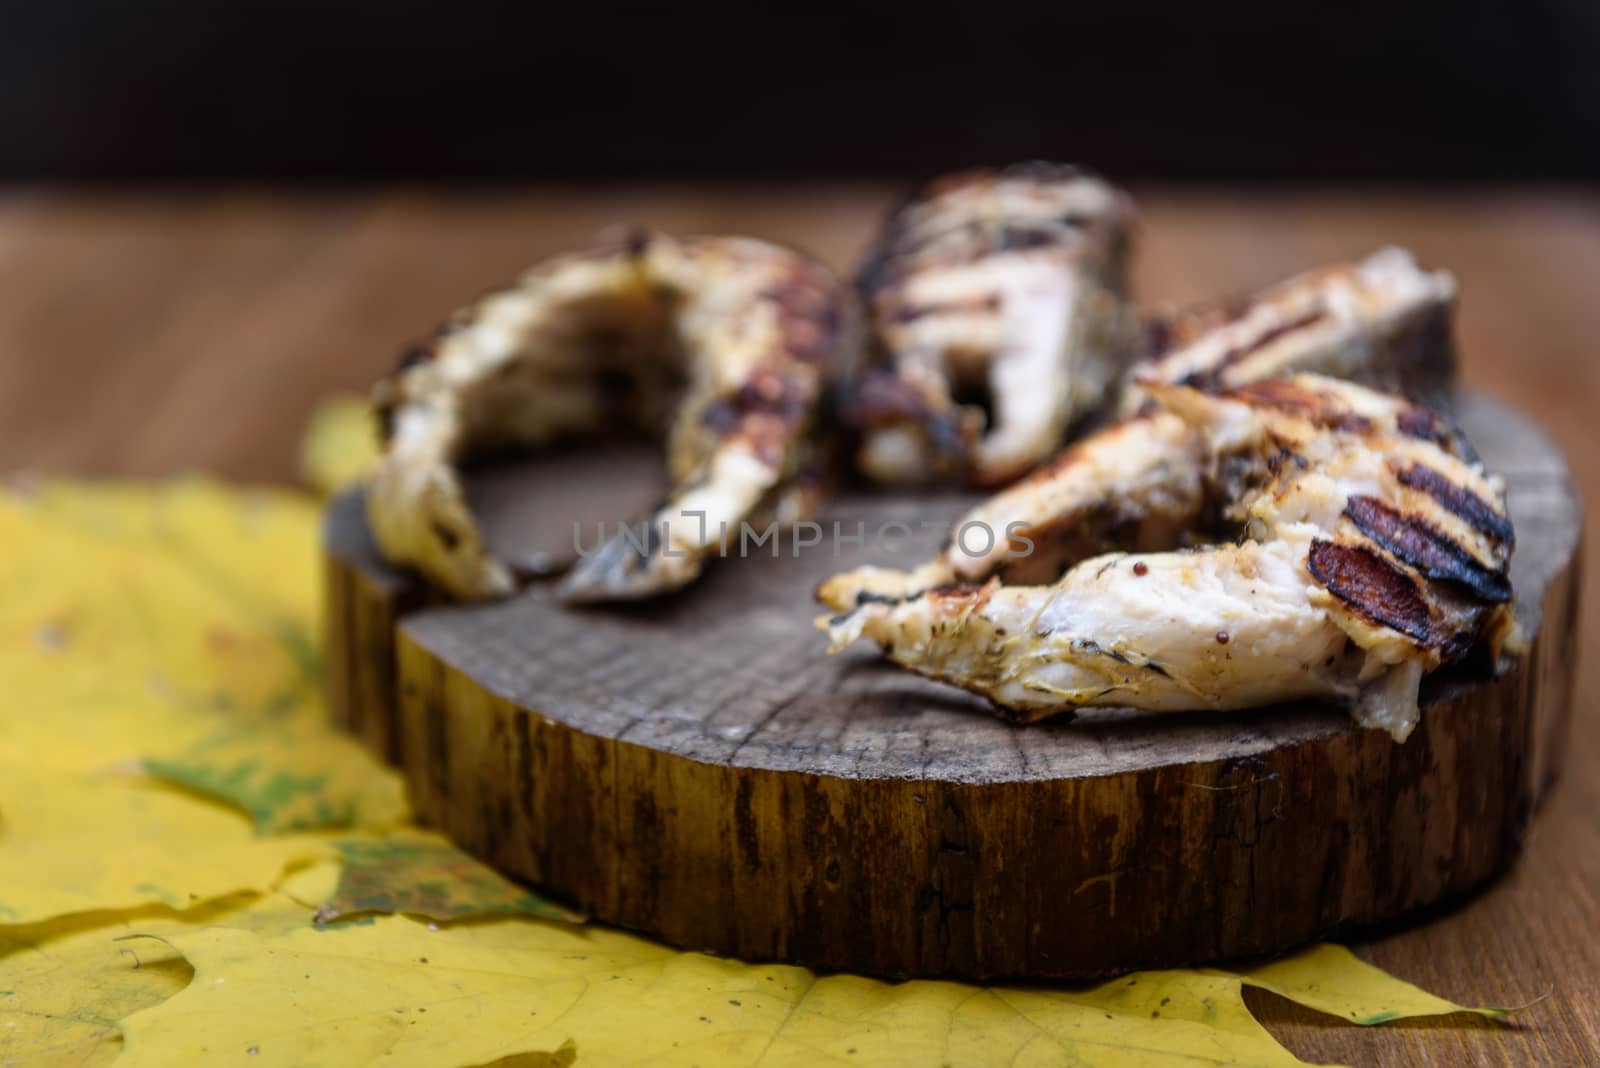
(1, 186), (1595, 1065)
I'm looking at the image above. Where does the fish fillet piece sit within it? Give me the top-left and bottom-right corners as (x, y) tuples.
(849, 162), (1138, 487)
(816, 409), (1205, 610)
(822, 374), (1516, 741)
(1120, 246), (1457, 416)
(368, 231), (848, 601)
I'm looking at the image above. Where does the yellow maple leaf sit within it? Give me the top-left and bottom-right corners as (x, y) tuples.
(114, 914), (1294, 1067)
(299, 396), (382, 497)
(142, 718), (410, 834)
(0, 480), (322, 773)
(1231, 945), (1510, 1026)
(9, 479), (322, 660)
(0, 888), (327, 1066)
(115, 906), (1509, 1068)
(0, 898), (238, 1067)
(0, 480), (407, 837)
(0, 761), (329, 924)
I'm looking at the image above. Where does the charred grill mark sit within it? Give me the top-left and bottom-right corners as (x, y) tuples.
(860, 165), (1122, 301)
(1396, 405), (1444, 444)
(845, 368), (973, 462)
(396, 342), (437, 373)
(764, 278), (842, 364)
(1394, 404), (1479, 463)
(1307, 539), (1440, 646)
(873, 219), (1075, 274)
(846, 368), (935, 426)
(1344, 496), (1512, 603)
(1227, 378), (1373, 433)
(919, 579), (1002, 617)
(1396, 462), (1514, 546)
(375, 342), (444, 441)
(1141, 297), (1254, 363)
(997, 226), (1065, 253)
(700, 366), (820, 467)
(1211, 307), (1328, 378)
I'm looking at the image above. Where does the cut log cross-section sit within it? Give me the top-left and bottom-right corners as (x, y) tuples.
(323, 391), (1581, 980)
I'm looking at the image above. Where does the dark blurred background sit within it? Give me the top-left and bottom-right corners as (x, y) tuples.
(4, 1), (1598, 183)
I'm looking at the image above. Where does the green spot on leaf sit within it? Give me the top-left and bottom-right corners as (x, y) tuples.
(323, 832), (583, 925)
(142, 721), (407, 834)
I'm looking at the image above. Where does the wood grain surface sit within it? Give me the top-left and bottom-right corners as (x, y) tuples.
(2, 186), (1596, 1063)
(323, 392), (1578, 985)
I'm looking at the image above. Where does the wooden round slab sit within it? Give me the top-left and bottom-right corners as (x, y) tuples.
(323, 392), (1581, 980)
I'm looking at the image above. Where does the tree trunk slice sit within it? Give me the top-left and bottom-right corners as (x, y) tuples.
(323, 391), (1582, 980)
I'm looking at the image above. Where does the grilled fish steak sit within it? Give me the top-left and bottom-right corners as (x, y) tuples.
(850, 162), (1138, 487)
(1121, 247), (1457, 416)
(368, 232), (848, 602)
(821, 375), (1516, 741)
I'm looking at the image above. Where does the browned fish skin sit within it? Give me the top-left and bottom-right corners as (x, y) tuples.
(850, 162), (1138, 486)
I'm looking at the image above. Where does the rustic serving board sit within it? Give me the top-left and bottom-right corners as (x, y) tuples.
(323, 392), (1580, 980)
